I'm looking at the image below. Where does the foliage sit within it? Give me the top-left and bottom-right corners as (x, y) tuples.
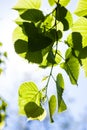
(0, 42), (7, 75)
(0, 97), (7, 129)
(13, 0), (87, 122)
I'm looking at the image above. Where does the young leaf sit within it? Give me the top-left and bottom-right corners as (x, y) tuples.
(24, 102), (46, 121)
(74, 0), (87, 17)
(49, 95), (56, 122)
(56, 73), (67, 113)
(18, 82), (41, 114)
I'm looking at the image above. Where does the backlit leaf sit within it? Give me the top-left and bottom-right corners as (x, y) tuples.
(18, 82), (41, 114)
(59, 0), (70, 6)
(23, 22), (52, 52)
(48, 0), (70, 6)
(74, 0), (87, 17)
(24, 102), (46, 121)
(56, 73), (67, 112)
(60, 55), (80, 85)
(66, 32), (82, 50)
(40, 50), (61, 68)
(72, 17), (87, 47)
(25, 51), (43, 63)
(79, 47), (87, 59)
(82, 58), (87, 77)
(53, 4), (73, 31)
(13, 0), (41, 12)
(48, 0), (56, 6)
(13, 26), (28, 42)
(13, 26), (28, 59)
(20, 9), (44, 22)
(49, 95), (56, 122)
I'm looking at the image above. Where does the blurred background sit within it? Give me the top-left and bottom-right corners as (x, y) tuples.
(0, 0), (87, 129)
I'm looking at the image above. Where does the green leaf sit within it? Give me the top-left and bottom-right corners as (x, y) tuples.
(18, 82), (41, 114)
(46, 29), (63, 42)
(13, 26), (28, 59)
(20, 9), (44, 22)
(48, 0), (70, 6)
(48, 0), (56, 6)
(66, 32), (82, 50)
(39, 14), (55, 31)
(82, 58), (87, 76)
(25, 50), (43, 63)
(56, 73), (67, 112)
(0, 42), (2, 46)
(54, 4), (73, 31)
(13, 26), (28, 42)
(60, 55), (80, 85)
(13, 25), (43, 63)
(49, 95), (56, 123)
(56, 73), (64, 89)
(24, 102), (46, 121)
(79, 47), (87, 59)
(74, 0), (87, 17)
(59, 0), (70, 6)
(0, 68), (3, 74)
(14, 16), (26, 25)
(72, 17), (87, 47)
(47, 50), (56, 64)
(40, 50), (61, 68)
(58, 99), (67, 112)
(3, 52), (7, 58)
(13, 0), (41, 12)
(14, 40), (28, 54)
(23, 22), (52, 52)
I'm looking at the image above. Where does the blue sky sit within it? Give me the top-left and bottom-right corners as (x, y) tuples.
(0, 0), (87, 127)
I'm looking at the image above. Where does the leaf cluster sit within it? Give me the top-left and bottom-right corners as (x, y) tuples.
(13, 0), (87, 122)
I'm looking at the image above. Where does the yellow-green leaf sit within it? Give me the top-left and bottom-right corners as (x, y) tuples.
(49, 95), (56, 122)
(56, 73), (67, 112)
(60, 56), (80, 85)
(59, 0), (70, 6)
(24, 102), (46, 121)
(74, 0), (87, 16)
(18, 82), (41, 115)
(82, 58), (87, 77)
(72, 17), (87, 47)
(13, 0), (41, 11)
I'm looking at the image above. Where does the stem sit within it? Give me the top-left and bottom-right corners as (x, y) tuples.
(45, 3), (59, 94)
